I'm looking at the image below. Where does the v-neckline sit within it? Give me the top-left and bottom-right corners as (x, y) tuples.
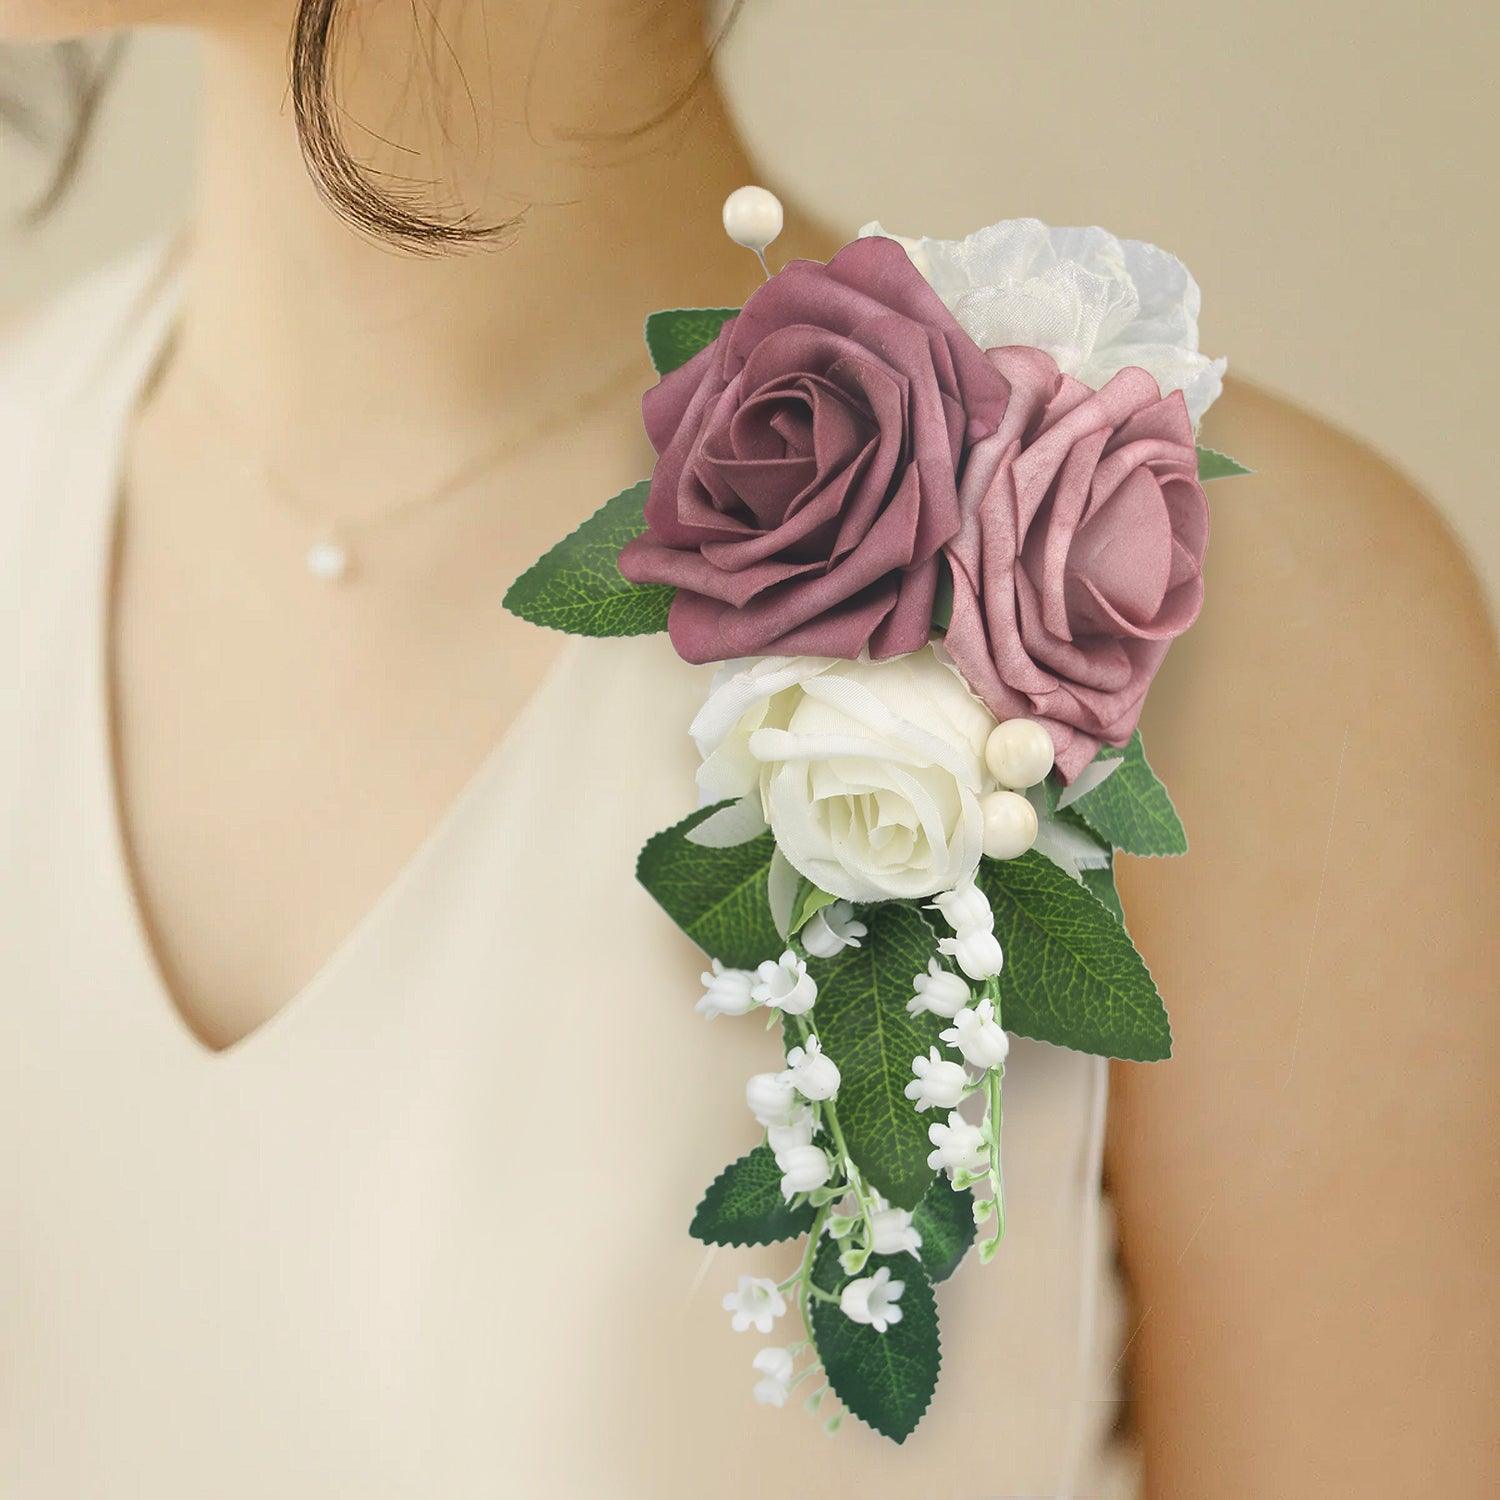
(78, 247), (575, 1063)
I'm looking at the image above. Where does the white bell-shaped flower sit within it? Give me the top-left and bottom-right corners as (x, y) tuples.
(785, 1035), (841, 1101)
(940, 997), (1011, 1071)
(696, 959), (757, 1020)
(939, 928), (1004, 981)
(839, 1266), (905, 1333)
(906, 958), (971, 1019)
(929, 880), (995, 937)
(751, 950), (818, 1016)
(751, 1346), (796, 1407)
(723, 1275), (787, 1334)
(801, 901), (868, 959)
(766, 1107), (814, 1158)
(746, 1070), (800, 1128)
(869, 1206), (923, 1258)
(905, 1047), (969, 1112)
(777, 1144), (832, 1199)
(927, 1110), (989, 1176)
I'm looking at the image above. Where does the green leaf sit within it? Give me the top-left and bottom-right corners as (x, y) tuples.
(1078, 857), (1126, 927)
(502, 481), (673, 637)
(810, 904), (945, 1210)
(912, 1179), (976, 1283)
(1197, 444), (1252, 480)
(789, 879), (839, 937)
(811, 1240), (940, 1443)
(977, 851), (1171, 1061)
(930, 556), (954, 632)
(635, 803), (783, 969)
(1070, 731), (1187, 856)
(689, 1145), (817, 1247)
(644, 307), (739, 376)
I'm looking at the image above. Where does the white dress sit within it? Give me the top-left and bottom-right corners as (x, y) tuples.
(0, 248), (1139, 1498)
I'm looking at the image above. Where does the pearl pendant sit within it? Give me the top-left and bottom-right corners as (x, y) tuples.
(305, 538), (350, 583)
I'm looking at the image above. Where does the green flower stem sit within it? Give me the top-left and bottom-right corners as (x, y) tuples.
(979, 978), (1008, 1263)
(796, 1204), (832, 1329)
(785, 1007), (881, 1256)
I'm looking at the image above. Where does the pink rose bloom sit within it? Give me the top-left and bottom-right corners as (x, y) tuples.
(619, 237), (1009, 664)
(943, 346), (1209, 780)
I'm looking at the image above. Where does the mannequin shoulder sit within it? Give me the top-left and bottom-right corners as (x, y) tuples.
(1193, 377), (1490, 652)
(1152, 376), (1492, 767)
(1106, 381), (1497, 1491)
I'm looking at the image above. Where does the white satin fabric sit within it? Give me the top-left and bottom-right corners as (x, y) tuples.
(0, 249), (1138, 1498)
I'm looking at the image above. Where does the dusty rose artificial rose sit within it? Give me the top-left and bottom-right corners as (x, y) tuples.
(943, 346), (1209, 780)
(619, 237), (1010, 664)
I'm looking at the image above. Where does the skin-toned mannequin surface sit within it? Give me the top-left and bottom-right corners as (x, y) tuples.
(0, 3), (1494, 1497)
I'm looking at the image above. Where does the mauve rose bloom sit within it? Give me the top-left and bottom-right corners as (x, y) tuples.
(943, 346), (1208, 780)
(619, 237), (1010, 664)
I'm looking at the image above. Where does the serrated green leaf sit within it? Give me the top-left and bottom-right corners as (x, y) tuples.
(912, 1178), (975, 1283)
(1070, 732), (1187, 856)
(635, 803), (782, 969)
(644, 307), (739, 375)
(689, 1145), (817, 1247)
(1079, 857), (1126, 927)
(1197, 445), (1252, 480)
(810, 905), (945, 1210)
(977, 851), (1171, 1061)
(810, 1240), (940, 1443)
(502, 481), (673, 637)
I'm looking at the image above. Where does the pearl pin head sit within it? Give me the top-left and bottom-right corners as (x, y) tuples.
(722, 186), (784, 270)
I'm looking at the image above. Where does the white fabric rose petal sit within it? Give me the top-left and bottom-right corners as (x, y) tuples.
(860, 218), (1226, 425)
(691, 646), (996, 902)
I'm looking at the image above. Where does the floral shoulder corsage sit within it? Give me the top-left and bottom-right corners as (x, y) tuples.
(504, 191), (1249, 1442)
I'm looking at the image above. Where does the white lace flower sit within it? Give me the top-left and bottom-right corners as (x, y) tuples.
(940, 997), (1010, 1072)
(723, 1275), (787, 1334)
(861, 218), (1225, 425)
(751, 950), (817, 1016)
(907, 958), (971, 1019)
(869, 1206), (923, 1258)
(840, 1266), (905, 1333)
(696, 959), (757, 1020)
(776, 1144), (832, 1199)
(801, 901), (868, 959)
(751, 1346), (796, 1407)
(745, 1070), (799, 1128)
(785, 1035), (841, 1101)
(905, 1047), (969, 1112)
(928, 880), (994, 937)
(927, 1111), (989, 1176)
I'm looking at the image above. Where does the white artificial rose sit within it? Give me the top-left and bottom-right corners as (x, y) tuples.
(859, 217), (1226, 425)
(691, 645), (996, 902)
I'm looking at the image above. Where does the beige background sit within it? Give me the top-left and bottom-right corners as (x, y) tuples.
(1, 4), (1494, 606)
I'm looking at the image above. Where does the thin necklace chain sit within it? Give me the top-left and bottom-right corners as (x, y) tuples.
(178, 348), (642, 579)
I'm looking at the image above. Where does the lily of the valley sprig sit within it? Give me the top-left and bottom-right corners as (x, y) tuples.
(503, 189), (1250, 1443)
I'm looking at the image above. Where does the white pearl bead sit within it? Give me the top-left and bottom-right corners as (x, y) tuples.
(984, 718), (1055, 790)
(305, 539), (349, 582)
(980, 790), (1038, 861)
(722, 185), (784, 254)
